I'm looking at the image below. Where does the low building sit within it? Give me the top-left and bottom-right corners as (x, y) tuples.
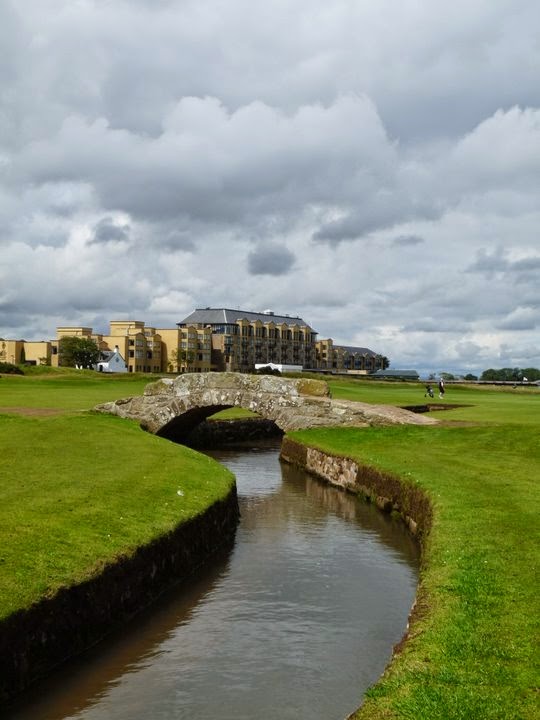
(95, 346), (128, 373)
(53, 322), (162, 373)
(372, 369), (419, 380)
(1, 338), (53, 366)
(254, 362), (303, 373)
(314, 339), (385, 374)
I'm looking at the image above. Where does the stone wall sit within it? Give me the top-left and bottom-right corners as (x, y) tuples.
(0, 487), (239, 704)
(280, 437), (432, 542)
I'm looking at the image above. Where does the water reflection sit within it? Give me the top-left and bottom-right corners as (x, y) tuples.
(6, 442), (419, 720)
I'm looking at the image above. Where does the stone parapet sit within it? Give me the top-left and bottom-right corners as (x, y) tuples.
(96, 372), (437, 440)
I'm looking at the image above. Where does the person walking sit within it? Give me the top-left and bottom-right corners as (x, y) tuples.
(438, 378), (445, 398)
(425, 383), (434, 398)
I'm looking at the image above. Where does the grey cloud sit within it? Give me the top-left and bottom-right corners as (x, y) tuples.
(392, 234), (424, 247)
(513, 256), (540, 272)
(0, 1), (539, 374)
(312, 199), (401, 244)
(496, 308), (538, 331)
(247, 243), (296, 276)
(90, 217), (130, 245)
(161, 229), (196, 252)
(402, 317), (468, 333)
(467, 248), (540, 275)
(14, 95), (396, 229)
(465, 248), (509, 274)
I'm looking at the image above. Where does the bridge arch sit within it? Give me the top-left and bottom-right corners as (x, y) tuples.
(95, 372), (437, 439)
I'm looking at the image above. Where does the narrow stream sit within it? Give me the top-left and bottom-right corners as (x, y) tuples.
(6, 440), (419, 720)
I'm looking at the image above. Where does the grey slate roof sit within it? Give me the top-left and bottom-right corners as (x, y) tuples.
(334, 344), (379, 357)
(178, 307), (314, 329)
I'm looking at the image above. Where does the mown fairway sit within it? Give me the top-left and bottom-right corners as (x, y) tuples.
(290, 378), (539, 720)
(0, 367), (152, 411)
(1, 370), (538, 719)
(0, 369), (235, 621)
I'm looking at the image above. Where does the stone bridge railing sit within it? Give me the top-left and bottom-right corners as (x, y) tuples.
(95, 372), (436, 441)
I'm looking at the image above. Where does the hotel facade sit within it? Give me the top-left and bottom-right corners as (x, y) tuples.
(1, 307), (387, 375)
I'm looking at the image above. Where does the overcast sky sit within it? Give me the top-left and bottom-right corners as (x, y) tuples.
(1, 0), (539, 375)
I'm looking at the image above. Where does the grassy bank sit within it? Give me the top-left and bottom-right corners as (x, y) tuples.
(0, 371), (235, 621)
(0, 367), (153, 411)
(289, 382), (539, 719)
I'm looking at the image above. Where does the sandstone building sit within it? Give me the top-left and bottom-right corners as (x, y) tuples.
(1, 307), (386, 375)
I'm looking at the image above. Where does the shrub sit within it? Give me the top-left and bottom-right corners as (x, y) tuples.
(0, 362), (24, 375)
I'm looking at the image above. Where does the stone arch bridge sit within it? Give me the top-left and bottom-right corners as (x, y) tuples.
(95, 372), (436, 442)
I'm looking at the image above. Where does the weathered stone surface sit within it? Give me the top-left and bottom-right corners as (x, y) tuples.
(280, 436), (433, 544)
(95, 372), (437, 437)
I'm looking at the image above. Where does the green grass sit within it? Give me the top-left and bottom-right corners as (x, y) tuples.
(0, 368), (154, 410)
(0, 373), (235, 621)
(209, 406), (259, 420)
(2, 371), (538, 717)
(288, 379), (539, 720)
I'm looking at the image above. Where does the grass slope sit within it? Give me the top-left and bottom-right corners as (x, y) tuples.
(0, 372), (235, 621)
(289, 381), (539, 720)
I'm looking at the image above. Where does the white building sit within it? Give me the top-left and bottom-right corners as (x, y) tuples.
(95, 346), (128, 373)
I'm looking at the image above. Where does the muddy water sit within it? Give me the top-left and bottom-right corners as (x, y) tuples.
(6, 441), (419, 720)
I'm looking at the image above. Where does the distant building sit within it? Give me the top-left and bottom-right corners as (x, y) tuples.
(255, 362), (303, 374)
(52, 322), (162, 374)
(178, 308), (318, 373)
(0, 339), (52, 366)
(372, 369), (419, 380)
(1, 308), (388, 376)
(315, 340), (385, 374)
(95, 346), (127, 373)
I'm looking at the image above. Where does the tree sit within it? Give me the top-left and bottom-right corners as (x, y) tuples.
(59, 336), (99, 368)
(521, 367), (540, 381)
(179, 349), (195, 372)
(480, 367), (540, 382)
(169, 348), (179, 372)
(464, 373), (478, 381)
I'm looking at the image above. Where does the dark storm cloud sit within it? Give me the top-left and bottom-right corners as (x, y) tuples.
(247, 243), (296, 276)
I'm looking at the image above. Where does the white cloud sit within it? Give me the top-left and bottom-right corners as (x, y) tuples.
(0, 0), (539, 374)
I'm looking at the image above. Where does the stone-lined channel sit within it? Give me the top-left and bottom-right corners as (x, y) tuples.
(6, 440), (419, 720)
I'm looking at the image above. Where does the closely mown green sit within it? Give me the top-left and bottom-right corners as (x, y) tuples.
(289, 381), (539, 720)
(0, 371), (235, 621)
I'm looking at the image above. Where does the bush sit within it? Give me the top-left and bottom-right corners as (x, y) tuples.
(0, 362), (24, 375)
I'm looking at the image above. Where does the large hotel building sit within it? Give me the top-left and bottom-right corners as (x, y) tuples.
(1, 307), (386, 375)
